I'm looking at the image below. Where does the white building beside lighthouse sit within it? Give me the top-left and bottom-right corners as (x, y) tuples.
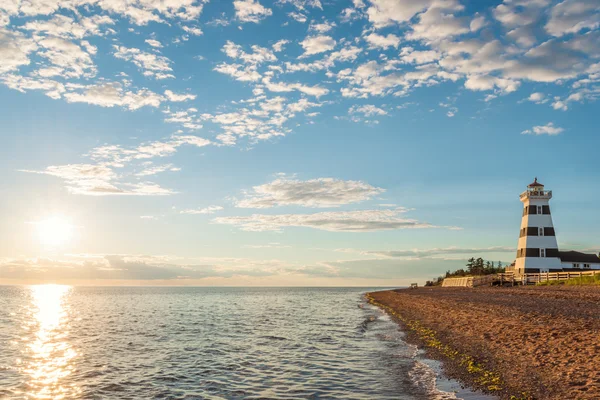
(514, 178), (600, 275)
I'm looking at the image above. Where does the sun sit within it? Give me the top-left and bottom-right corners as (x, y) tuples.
(35, 216), (74, 248)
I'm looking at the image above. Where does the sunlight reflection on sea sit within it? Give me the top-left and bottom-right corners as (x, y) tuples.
(20, 285), (79, 399)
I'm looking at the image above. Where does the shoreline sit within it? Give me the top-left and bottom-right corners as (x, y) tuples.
(367, 286), (600, 400)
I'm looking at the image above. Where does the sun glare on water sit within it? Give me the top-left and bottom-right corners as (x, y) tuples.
(35, 216), (74, 248)
(22, 284), (80, 399)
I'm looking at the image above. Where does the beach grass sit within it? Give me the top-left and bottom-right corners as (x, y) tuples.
(537, 273), (600, 286)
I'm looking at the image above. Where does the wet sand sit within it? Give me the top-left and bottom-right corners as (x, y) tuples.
(368, 286), (600, 400)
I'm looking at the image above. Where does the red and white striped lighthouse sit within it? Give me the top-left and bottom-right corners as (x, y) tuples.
(515, 178), (562, 274)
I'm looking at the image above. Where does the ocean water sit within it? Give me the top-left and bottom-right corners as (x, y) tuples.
(0, 286), (494, 399)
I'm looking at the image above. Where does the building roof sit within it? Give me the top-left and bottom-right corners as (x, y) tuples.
(528, 177), (544, 187)
(559, 251), (600, 264)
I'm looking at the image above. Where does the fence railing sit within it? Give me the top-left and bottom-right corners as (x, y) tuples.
(498, 270), (600, 284)
(442, 270), (600, 287)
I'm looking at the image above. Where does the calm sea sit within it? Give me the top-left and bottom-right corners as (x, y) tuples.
(0, 286), (494, 399)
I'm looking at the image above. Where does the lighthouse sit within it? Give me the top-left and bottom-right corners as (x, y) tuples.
(515, 178), (562, 274)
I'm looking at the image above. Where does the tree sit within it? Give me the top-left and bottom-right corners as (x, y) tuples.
(466, 257), (475, 271)
(429, 256), (509, 285)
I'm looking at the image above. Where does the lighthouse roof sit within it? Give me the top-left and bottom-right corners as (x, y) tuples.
(528, 177), (544, 187)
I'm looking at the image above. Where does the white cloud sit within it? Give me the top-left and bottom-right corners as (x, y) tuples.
(202, 101), (294, 145)
(214, 63), (261, 82)
(493, 0), (549, 28)
(181, 205), (224, 214)
(545, 0), (600, 37)
(278, 0), (323, 10)
(272, 39), (289, 52)
(235, 176), (385, 208)
(24, 163), (115, 181)
(364, 32), (400, 49)
(366, 0), (434, 28)
(551, 99), (568, 111)
(21, 163), (177, 196)
(234, 0), (272, 23)
(24, 131), (211, 196)
(551, 91), (590, 111)
(349, 104), (387, 117)
(222, 41), (277, 64)
(213, 207), (442, 232)
(400, 47), (440, 64)
(89, 134), (210, 166)
(464, 75), (520, 93)
(182, 26), (203, 36)
(309, 21), (336, 33)
(135, 163), (180, 176)
(263, 77), (329, 97)
(164, 90), (196, 102)
(337, 59), (459, 98)
(340, 0), (366, 23)
(2, 0), (207, 27)
(405, 1), (469, 42)
(288, 12), (307, 23)
(470, 15), (487, 32)
(22, 14), (115, 39)
(284, 45), (362, 73)
(521, 122), (564, 136)
(502, 33), (600, 82)
(145, 39), (163, 48)
(0, 254), (296, 283)
(527, 92), (547, 104)
(113, 45), (173, 78)
(163, 108), (202, 129)
(126, 182), (177, 196)
(0, 74), (65, 99)
(299, 35), (336, 57)
(286, 98), (322, 113)
(352, 246), (515, 259)
(37, 37), (96, 78)
(64, 82), (164, 110)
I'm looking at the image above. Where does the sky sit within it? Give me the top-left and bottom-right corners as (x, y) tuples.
(1, 0), (599, 286)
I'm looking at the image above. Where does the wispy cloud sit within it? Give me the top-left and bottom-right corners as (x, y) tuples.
(234, 175), (385, 208)
(180, 205), (224, 215)
(339, 246), (515, 259)
(521, 122), (564, 136)
(234, 0), (272, 23)
(213, 207), (451, 232)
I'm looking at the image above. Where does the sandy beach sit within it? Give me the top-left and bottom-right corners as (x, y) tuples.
(368, 286), (600, 400)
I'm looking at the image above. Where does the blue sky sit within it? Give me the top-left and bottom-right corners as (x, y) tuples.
(1, 0), (599, 285)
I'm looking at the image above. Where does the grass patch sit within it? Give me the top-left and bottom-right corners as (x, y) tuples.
(537, 273), (600, 286)
(536, 280), (562, 286)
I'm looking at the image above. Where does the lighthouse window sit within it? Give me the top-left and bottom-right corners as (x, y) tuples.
(528, 206), (536, 215)
(539, 227), (544, 236)
(540, 248), (546, 258)
(542, 205), (551, 214)
(537, 206), (543, 214)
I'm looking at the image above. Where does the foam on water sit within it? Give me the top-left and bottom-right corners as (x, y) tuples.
(0, 286), (496, 399)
